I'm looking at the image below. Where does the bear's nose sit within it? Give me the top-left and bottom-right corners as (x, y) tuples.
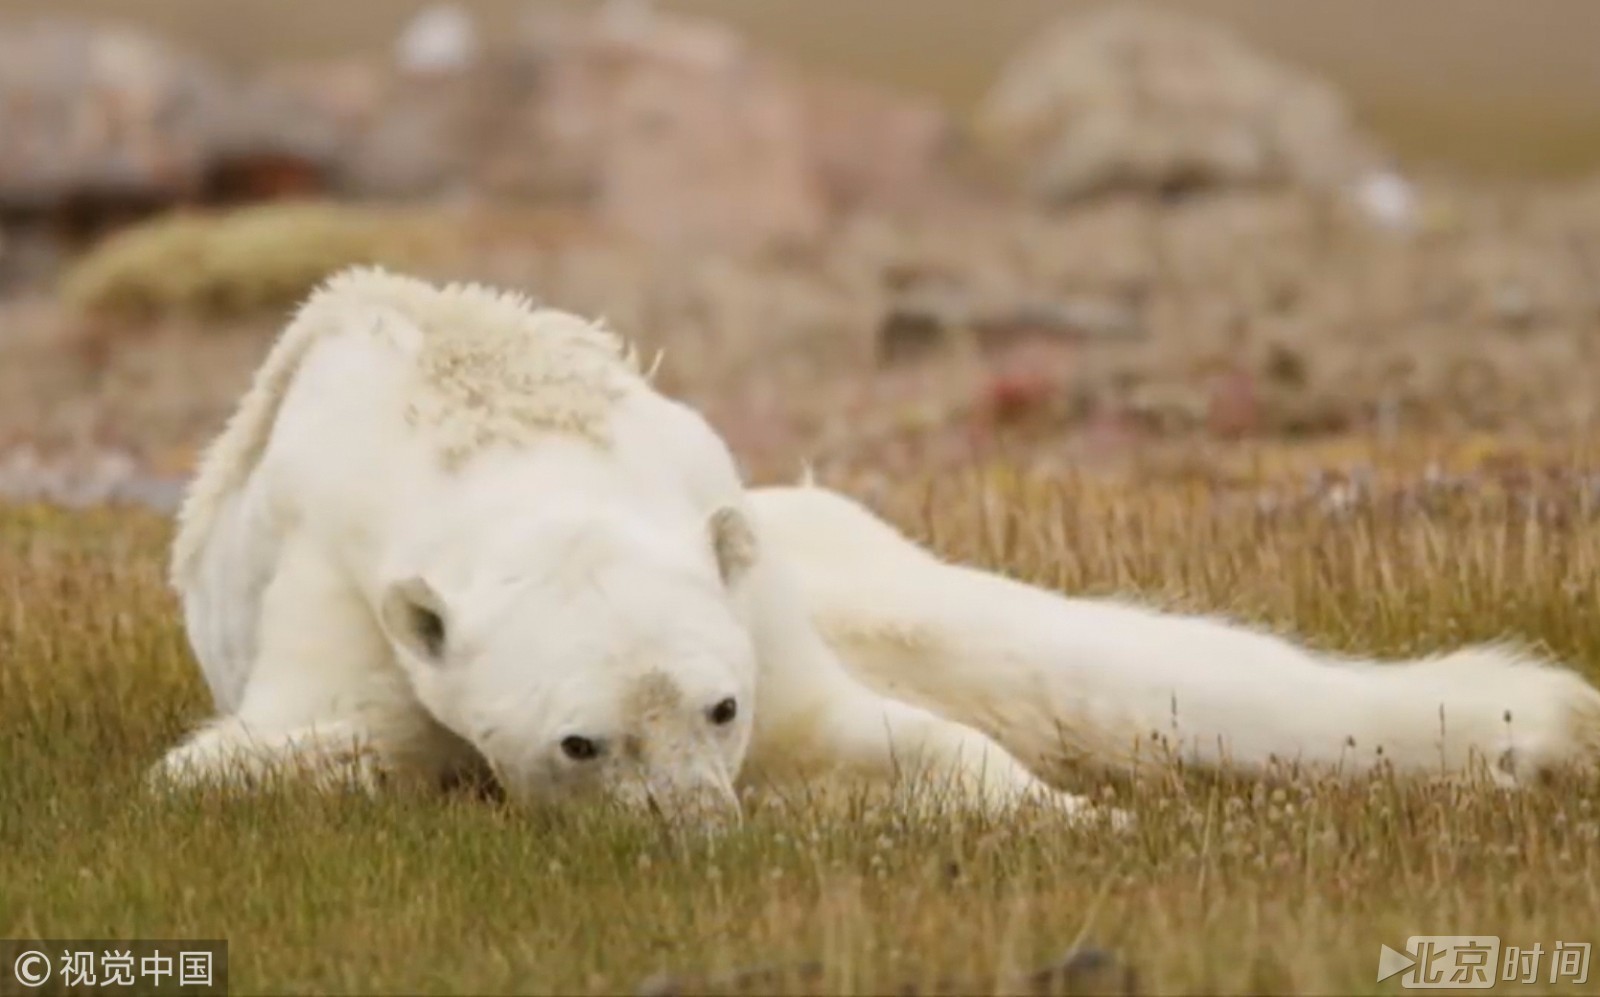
(644, 781), (743, 830)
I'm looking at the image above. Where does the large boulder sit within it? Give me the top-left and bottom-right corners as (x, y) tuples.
(0, 19), (338, 219)
(974, 4), (1382, 202)
(800, 74), (953, 212)
(0, 19), (220, 213)
(287, 5), (825, 252)
(317, 3), (951, 251)
(537, 4), (827, 253)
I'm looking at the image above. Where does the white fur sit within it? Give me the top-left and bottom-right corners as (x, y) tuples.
(158, 268), (1087, 821)
(748, 484), (1600, 788)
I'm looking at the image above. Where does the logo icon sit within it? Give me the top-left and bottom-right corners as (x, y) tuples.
(1378, 937), (1501, 989)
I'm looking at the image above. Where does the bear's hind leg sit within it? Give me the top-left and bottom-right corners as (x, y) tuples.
(747, 634), (1111, 821)
(814, 682), (1110, 821)
(740, 542), (1122, 824)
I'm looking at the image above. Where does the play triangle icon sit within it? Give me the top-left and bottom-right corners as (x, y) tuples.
(1377, 944), (1417, 983)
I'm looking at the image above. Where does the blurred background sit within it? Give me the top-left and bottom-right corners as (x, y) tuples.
(3, 0), (1600, 505)
(18, 0), (1600, 176)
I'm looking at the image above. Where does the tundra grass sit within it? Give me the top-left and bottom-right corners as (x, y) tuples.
(2, 452), (1599, 995)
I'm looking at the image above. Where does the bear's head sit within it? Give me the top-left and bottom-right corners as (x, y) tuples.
(377, 505), (760, 821)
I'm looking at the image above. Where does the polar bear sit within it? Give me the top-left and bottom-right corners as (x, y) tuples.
(156, 267), (1084, 820)
(748, 484), (1600, 787)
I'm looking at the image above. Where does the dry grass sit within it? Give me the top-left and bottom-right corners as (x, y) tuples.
(3, 442), (1599, 994)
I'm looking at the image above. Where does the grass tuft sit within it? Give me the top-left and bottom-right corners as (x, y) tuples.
(58, 201), (458, 322)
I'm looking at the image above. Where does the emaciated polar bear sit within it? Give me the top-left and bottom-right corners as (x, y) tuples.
(158, 267), (1084, 818)
(748, 486), (1600, 788)
(158, 267), (1600, 812)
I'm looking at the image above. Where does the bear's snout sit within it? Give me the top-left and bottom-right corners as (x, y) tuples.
(633, 770), (743, 828)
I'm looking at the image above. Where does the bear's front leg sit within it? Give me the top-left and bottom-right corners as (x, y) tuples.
(158, 529), (473, 795)
(153, 716), (386, 793)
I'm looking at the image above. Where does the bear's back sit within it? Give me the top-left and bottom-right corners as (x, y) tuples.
(172, 267), (647, 592)
(323, 269), (644, 468)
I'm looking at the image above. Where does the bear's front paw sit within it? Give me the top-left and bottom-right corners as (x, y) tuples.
(1005, 783), (1133, 830)
(149, 720), (388, 796)
(962, 760), (1134, 830)
(149, 724), (259, 792)
(148, 751), (245, 794)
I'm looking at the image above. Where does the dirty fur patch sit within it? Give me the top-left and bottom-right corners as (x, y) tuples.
(390, 277), (640, 466)
(618, 670), (691, 765)
(171, 266), (642, 588)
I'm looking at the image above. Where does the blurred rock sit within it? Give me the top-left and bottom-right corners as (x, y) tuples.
(308, 3), (829, 252)
(0, 446), (184, 511)
(1491, 282), (1537, 330)
(975, 4), (1382, 202)
(971, 298), (1142, 353)
(0, 18), (218, 214)
(332, 67), (489, 200)
(207, 78), (343, 201)
(801, 74), (953, 211)
(875, 282), (968, 365)
(261, 59), (390, 133)
(324, 3), (947, 250)
(396, 4), (481, 77)
(876, 304), (949, 366)
(1350, 167), (1419, 233)
(1206, 366), (1261, 438)
(589, 6), (826, 252)
(0, 222), (67, 292)
(0, 18), (339, 223)
(876, 282), (1142, 367)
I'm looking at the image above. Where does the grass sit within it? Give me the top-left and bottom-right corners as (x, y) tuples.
(58, 202), (460, 322)
(3, 443), (1599, 994)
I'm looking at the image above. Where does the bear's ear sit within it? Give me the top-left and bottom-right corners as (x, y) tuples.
(708, 506), (758, 588)
(379, 576), (452, 665)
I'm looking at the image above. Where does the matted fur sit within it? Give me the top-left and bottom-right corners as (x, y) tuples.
(170, 267), (641, 591)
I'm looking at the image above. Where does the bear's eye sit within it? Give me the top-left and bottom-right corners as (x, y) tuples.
(707, 697), (738, 726)
(560, 735), (601, 761)
(411, 606), (446, 658)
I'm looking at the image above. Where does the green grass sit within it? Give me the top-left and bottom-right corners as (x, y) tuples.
(3, 448), (1600, 994)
